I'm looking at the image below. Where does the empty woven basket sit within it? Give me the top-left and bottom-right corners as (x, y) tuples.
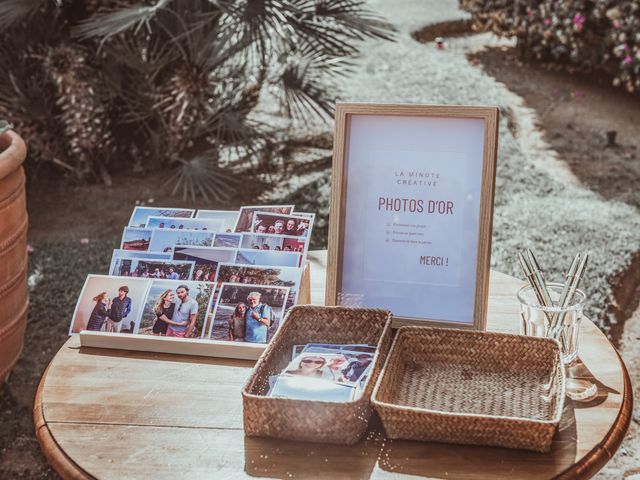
(372, 327), (565, 452)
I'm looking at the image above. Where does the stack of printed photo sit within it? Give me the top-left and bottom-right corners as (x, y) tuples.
(267, 344), (377, 403)
(68, 205), (314, 347)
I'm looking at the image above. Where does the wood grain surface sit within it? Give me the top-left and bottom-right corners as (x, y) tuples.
(35, 250), (632, 480)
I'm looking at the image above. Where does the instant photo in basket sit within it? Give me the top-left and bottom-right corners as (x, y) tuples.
(372, 327), (565, 453)
(242, 305), (393, 445)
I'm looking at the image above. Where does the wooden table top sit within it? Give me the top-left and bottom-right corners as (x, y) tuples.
(35, 251), (632, 480)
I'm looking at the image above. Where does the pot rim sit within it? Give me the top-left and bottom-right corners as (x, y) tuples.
(0, 130), (27, 181)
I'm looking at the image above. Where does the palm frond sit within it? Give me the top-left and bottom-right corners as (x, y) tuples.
(166, 153), (238, 202)
(278, 58), (334, 120)
(72, 0), (173, 40)
(0, 0), (48, 31)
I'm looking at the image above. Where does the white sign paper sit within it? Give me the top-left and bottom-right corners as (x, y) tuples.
(339, 114), (486, 324)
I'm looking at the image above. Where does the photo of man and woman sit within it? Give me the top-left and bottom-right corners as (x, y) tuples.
(109, 258), (195, 280)
(251, 212), (312, 237)
(195, 210), (240, 233)
(128, 207), (195, 228)
(172, 246), (236, 281)
(120, 227), (153, 251)
(267, 344), (376, 402)
(240, 233), (306, 253)
(234, 205), (294, 232)
(138, 280), (214, 338)
(215, 263), (301, 309)
(145, 216), (223, 232)
(208, 283), (290, 343)
(148, 229), (215, 252)
(69, 275), (150, 335)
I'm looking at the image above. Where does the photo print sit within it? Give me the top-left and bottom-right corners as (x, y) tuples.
(213, 233), (242, 248)
(128, 207), (195, 228)
(109, 258), (195, 280)
(235, 248), (302, 267)
(215, 263), (302, 308)
(146, 216), (223, 232)
(267, 348), (375, 402)
(69, 275), (151, 335)
(148, 229), (215, 253)
(120, 227), (153, 251)
(138, 279), (215, 338)
(240, 233), (307, 254)
(251, 212), (312, 238)
(208, 283), (290, 343)
(195, 210), (240, 233)
(172, 246), (237, 282)
(109, 250), (172, 276)
(234, 205), (294, 232)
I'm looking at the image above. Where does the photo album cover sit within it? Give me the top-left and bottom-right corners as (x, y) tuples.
(69, 205), (313, 349)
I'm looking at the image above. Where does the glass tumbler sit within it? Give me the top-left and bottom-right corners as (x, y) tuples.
(517, 282), (586, 365)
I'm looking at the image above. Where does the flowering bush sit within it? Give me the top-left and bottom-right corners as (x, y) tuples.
(461, 0), (640, 93)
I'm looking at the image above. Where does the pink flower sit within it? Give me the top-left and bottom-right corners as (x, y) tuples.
(613, 19), (622, 29)
(543, 18), (552, 26)
(624, 55), (633, 64)
(572, 14), (585, 27)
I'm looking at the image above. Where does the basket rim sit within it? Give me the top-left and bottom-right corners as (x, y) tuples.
(371, 326), (566, 425)
(241, 306), (393, 406)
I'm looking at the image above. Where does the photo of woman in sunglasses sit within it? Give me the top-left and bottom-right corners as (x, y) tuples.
(284, 355), (333, 380)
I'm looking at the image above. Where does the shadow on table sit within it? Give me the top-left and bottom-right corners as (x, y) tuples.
(566, 358), (620, 409)
(377, 402), (578, 479)
(243, 418), (386, 479)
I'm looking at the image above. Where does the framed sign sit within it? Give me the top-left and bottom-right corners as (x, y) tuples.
(326, 103), (499, 330)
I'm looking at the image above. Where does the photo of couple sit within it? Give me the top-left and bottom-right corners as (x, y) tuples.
(216, 264), (301, 309)
(208, 283), (290, 343)
(69, 276), (150, 335)
(285, 352), (373, 386)
(266, 345), (376, 402)
(138, 280), (214, 338)
(251, 213), (311, 237)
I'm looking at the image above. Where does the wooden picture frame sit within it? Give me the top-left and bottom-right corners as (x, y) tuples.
(326, 103), (499, 330)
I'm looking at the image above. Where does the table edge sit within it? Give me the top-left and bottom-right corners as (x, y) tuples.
(34, 361), (93, 480)
(34, 335), (633, 480)
(555, 349), (633, 480)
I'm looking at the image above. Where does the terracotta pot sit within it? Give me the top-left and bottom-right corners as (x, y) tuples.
(0, 130), (28, 383)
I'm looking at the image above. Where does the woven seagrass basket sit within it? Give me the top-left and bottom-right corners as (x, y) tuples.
(242, 305), (393, 445)
(372, 327), (565, 453)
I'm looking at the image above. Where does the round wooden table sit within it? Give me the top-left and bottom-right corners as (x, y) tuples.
(35, 251), (632, 479)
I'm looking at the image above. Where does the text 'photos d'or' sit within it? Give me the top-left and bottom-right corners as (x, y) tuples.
(69, 205), (314, 345)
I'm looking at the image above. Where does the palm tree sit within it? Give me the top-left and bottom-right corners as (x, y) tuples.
(0, 0), (394, 199)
